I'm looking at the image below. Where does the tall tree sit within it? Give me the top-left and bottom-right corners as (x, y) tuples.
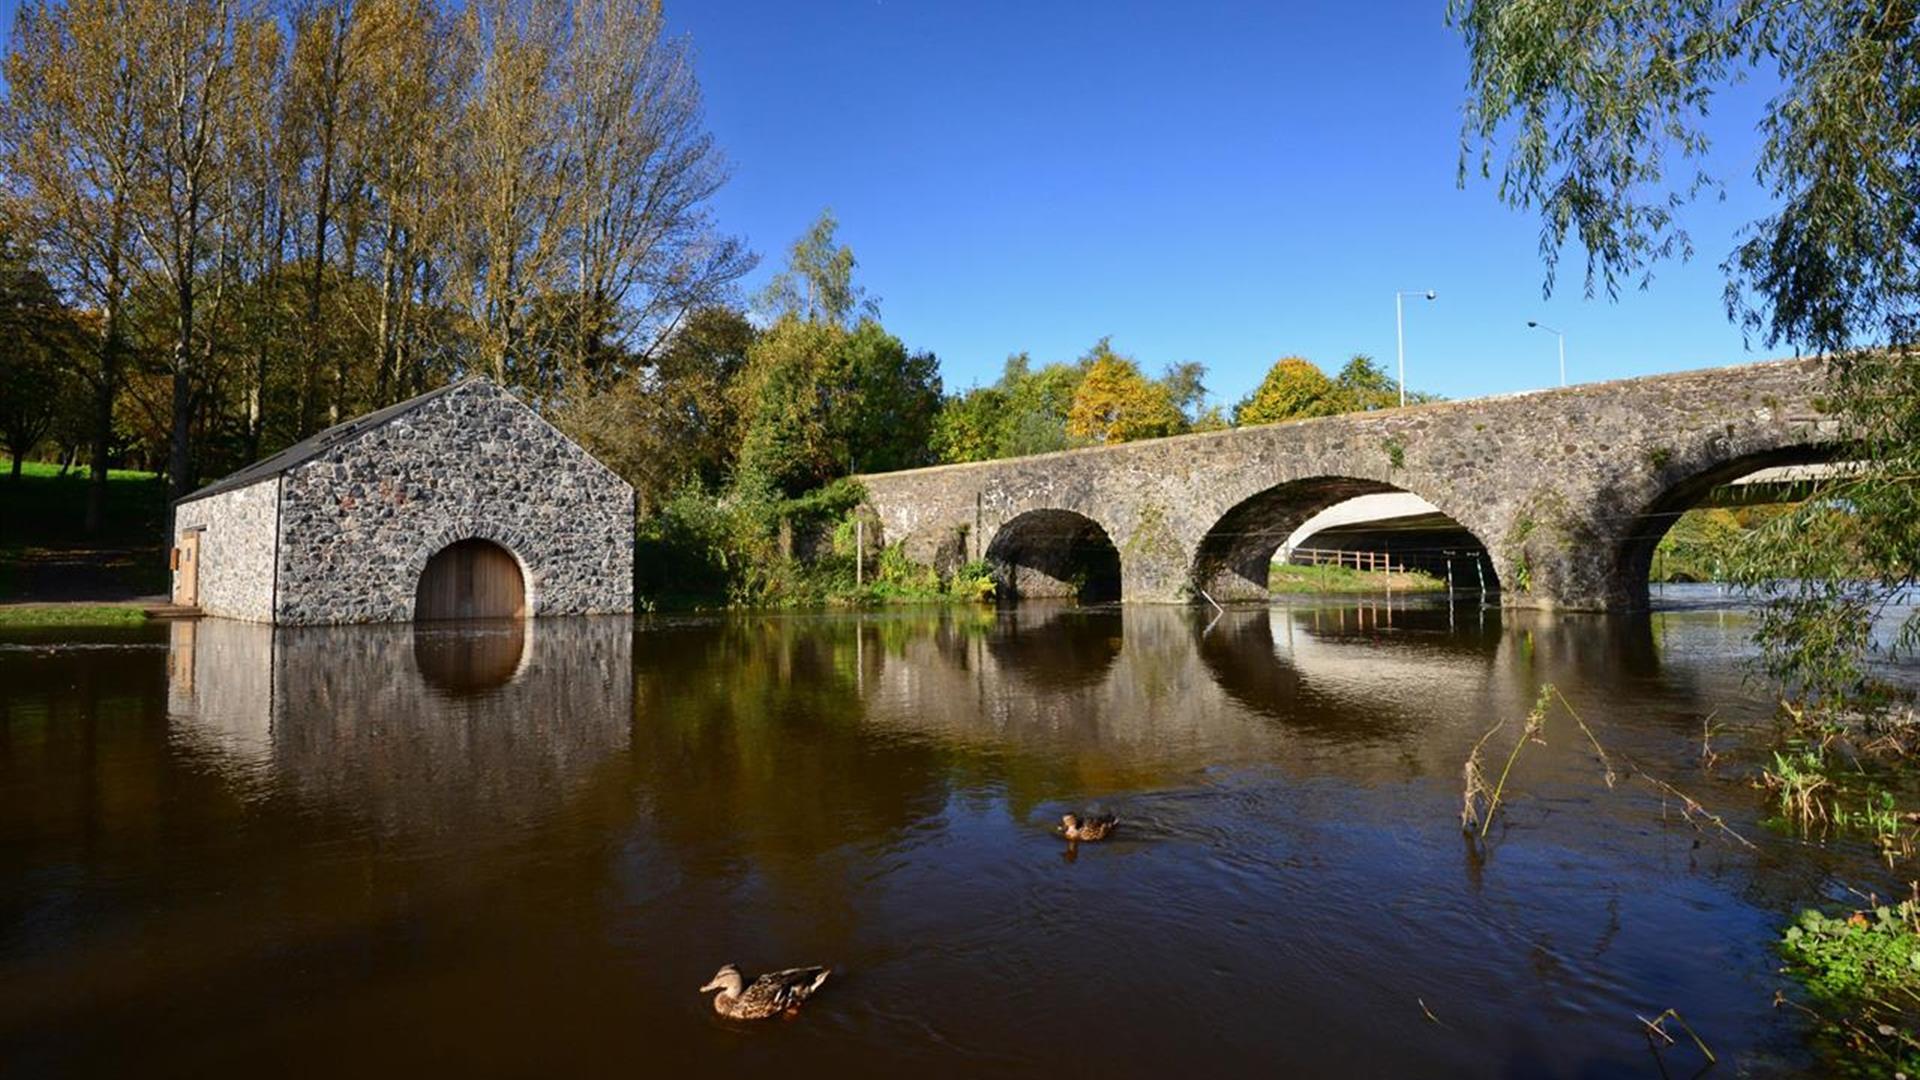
(555, 0), (751, 398)
(755, 209), (874, 328)
(129, 0), (251, 501)
(1454, 0), (1920, 700)
(1, 0), (147, 530)
(454, 0), (566, 387)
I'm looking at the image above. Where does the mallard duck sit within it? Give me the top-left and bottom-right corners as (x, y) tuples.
(699, 964), (831, 1020)
(1058, 812), (1118, 842)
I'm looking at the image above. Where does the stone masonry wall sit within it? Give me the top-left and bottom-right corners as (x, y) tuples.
(858, 359), (1838, 611)
(172, 479), (280, 621)
(274, 380), (634, 624)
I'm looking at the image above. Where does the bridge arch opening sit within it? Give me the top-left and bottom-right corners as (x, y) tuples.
(985, 510), (1123, 603)
(1193, 477), (1500, 602)
(415, 538), (528, 621)
(1616, 444), (1838, 607)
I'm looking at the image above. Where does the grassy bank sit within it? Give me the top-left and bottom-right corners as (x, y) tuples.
(0, 603), (150, 628)
(1, 462), (169, 601)
(1268, 562), (1447, 594)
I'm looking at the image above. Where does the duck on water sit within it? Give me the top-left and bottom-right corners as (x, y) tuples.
(700, 964), (832, 1020)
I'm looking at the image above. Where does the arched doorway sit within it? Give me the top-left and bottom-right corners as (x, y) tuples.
(415, 538), (527, 621)
(985, 509), (1123, 603)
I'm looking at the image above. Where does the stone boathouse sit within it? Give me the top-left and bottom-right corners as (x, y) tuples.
(170, 378), (634, 624)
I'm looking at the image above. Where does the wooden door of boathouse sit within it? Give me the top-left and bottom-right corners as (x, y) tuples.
(415, 539), (526, 621)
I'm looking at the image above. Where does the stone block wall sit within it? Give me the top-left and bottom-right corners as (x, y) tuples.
(172, 479), (281, 622)
(272, 381), (634, 624)
(859, 359), (1838, 611)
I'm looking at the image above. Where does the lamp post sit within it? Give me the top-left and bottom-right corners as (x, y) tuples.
(1526, 320), (1566, 387)
(1395, 289), (1436, 407)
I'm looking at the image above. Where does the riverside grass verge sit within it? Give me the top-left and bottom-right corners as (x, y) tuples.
(0, 603), (150, 628)
(1268, 561), (1447, 595)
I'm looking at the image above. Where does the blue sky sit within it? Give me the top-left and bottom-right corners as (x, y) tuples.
(0, 0), (1786, 410)
(670, 0), (1787, 409)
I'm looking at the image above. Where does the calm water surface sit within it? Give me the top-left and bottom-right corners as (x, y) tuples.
(4, 590), (1918, 1077)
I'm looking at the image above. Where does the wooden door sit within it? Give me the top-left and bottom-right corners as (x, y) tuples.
(414, 539), (526, 621)
(173, 531), (201, 607)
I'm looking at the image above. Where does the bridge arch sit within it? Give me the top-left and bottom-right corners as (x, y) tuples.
(1610, 441), (1838, 608)
(1192, 476), (1501, 602)
(985, 509), (1123, 603)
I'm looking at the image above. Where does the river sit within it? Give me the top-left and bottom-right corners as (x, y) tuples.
(4, 588), (1917, 1076)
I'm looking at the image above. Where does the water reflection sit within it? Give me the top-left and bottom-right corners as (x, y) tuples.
(165, 616), (632, 830)
(413, 618), (527, 694)
(9, 592), (1920, 1076)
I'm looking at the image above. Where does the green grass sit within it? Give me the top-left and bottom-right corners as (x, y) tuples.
(1268, 562), (1447, 594)
(1, 461), (168, 601)
(0, 603), (150, 628)
(1, 460), (166, 546)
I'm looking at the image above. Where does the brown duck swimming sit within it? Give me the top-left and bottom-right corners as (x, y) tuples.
(1058, 812), (1118, 842)
(699, 964), (831, 1020)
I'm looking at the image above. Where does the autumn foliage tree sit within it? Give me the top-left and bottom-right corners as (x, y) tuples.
(1065, 340), (1183, 444)
(1233, 356), (1345, 425)
(0, 0), (749, 516)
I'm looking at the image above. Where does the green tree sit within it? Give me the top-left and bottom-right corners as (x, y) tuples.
(838, 320), (942, 474)
(1333, 354), (1434, 410)
(1233, 356), (1347, 425)
(0, 252), (83, 478)
(733, 316), (940, 493)
(930, 384), (1009, 464)
(555, 305), (756, 511)
(1000, 352), (1084, 455)
(1453, 0), (1920, 701)
(1065, 339), (1183, 444)
(755, 209), (875, 328)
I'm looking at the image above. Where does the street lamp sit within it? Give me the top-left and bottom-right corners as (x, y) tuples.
(1526, 320), (1566, 387)
(1395, 289), (1436, 407)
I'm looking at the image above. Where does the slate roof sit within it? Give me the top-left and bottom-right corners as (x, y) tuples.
(175, 379), (477, 506)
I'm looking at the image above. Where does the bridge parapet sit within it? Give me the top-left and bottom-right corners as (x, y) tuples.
(859, 358), (1837, 611)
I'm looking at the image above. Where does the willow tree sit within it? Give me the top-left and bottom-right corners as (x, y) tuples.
(1454, 0), (1920, 702)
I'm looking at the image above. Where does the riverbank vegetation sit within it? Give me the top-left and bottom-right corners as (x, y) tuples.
(1267, 561), (1446, 594)
(0, 603), (149, 628)
(1648, 507), (1795, 584)
(0, 462), (166, 601)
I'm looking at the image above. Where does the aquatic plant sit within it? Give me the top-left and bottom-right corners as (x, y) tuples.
(1637, 1008), (1716, 1068)
(1779, 899), (1920, 1078)
(1765, 748), (1835, 829)
(1463, 684), (1754, 852)
(1462, 685), (1552, 837)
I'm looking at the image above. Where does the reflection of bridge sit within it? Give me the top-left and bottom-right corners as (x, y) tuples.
(860, 360), (1836, 610)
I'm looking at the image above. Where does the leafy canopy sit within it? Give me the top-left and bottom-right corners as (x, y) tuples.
(1234, 357), (1347, 425)
(1065, 339), (1185, 444)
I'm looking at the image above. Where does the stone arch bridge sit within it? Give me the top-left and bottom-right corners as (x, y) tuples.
(858, 359), (1837, 611)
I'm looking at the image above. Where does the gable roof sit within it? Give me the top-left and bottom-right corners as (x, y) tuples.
(175, 379), (478, 506)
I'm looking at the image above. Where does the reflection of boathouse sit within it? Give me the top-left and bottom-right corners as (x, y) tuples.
(165, 618), (634, 829)
(170, 378), (634, 624)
